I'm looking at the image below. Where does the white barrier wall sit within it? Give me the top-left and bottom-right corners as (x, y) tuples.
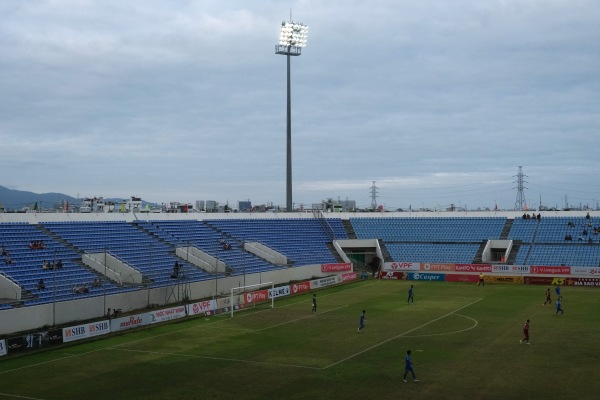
(0, 264), (325, 335)
(0, 275), (21, 301)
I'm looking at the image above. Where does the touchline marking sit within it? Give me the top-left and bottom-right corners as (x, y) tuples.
(258, 305), (349, 331)
(0, 393), (48, 400)
(105, 347), (321, 370)
(0, 280), (388, 375)
(0, 348), (105, 376)
(198, 325), (255, 332)
(323, 298), (484, 369)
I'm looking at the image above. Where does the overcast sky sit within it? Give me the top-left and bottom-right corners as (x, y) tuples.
(1, 0), (599, 210)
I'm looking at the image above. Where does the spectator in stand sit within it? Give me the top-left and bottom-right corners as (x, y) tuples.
(4, 255), (12, 265)
(55, 260), (63, 269)
(37, 279), (46, 290)
(171, 261), (180, 279)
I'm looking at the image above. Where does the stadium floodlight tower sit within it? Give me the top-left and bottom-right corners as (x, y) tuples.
(275, 19), (308, 212)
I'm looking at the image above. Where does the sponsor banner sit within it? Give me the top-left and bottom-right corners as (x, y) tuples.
(48, 329), (63, 346)
(524, 276), (555, 285)
(510, 265), (530, 274)
(379, 271), (409, 280)
(409, 272), (445, 281)
(569, 277), (600, 287)
(6, 337), (24, 353)
(341, 272), (358, 282)
(383, 262), (420, 271)
(0, 339), (6, 357)
(111, 314), (151, 333)
(421, 263), (455, 272)
(24, 332), (50, 350)
(290, 281), (311, 295)
(445, 274), (480, 283)
(216, 296), (234, 310)
(62, 324), (89, 343)
(321, 263), (352, 273)
(572, 267), (600, 276)
(310, 275), (342, 290)
(188, 300), (217, 316)
(531, 266), (571, 275)
(492, 265), (514, 274)
(269, 285), (291, 299)
(487, 275), (524, 285)
(150, 306), (187, 324)
(525, 276), (576, 286)
(63, 320), (111, 343)
(454, 264), (493, 273)
(242, 289), (269, 305)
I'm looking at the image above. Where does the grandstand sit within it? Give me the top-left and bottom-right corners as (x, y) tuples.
(1, 210), (600, 335)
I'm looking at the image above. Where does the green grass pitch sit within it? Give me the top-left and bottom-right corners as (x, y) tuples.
(1, 280), (600, 400)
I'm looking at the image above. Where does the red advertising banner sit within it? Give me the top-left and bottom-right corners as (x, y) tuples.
(379, 271), (409, 280)
(242, 289), (269, 305)
(341, 272), (358, 282)
(421, 263), (455, 272)
(454, 264), (493, 273)
(445, 274), (480, 283)
(530, 266), (571, 275)
(321, 263), (352, 273)
(290, 281), (311, 295)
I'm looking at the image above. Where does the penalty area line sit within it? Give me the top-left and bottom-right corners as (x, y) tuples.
(323, 298), (484, 370)
(104, 347), (321, 370)
(257, 305), (349, 332)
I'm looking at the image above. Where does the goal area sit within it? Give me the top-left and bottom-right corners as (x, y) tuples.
(230, 282), (274, 318)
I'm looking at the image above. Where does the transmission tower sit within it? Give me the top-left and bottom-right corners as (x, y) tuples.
(513, 166), (528, 211)
(370, 181), (379, 210)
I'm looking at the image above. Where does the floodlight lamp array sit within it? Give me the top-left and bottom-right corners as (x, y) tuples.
(279, 21), (308, 47)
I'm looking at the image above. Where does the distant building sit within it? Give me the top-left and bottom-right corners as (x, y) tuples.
(205, 200), (218, 213)
(319, 198), (356, 212)
(238, 200), (252, 212)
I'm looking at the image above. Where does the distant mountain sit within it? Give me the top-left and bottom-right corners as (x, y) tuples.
(0, 185), (79, 211)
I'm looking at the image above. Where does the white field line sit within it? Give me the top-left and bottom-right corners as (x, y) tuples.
(0, 280), (416, 376)
(323, 298), (484, 369)
(0, 393), (48, 400)
(0, 348), (106, 376)
(257, 305), (349, 332)
(401, 314), (478, 338)
(104, 347), (321, 370)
